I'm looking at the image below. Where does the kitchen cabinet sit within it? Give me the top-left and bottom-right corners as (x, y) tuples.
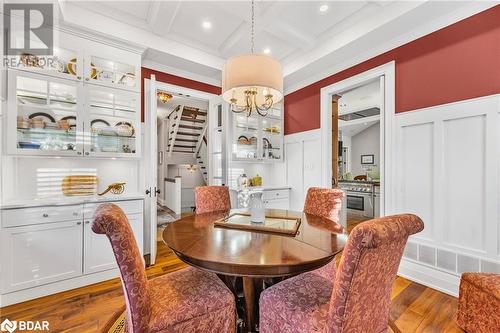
(0, 199), (143, 295)
(84, 51), (139, 91)
(8, 70), (84, 156)
(83, 212), (143, 274)
(5, 30), (141, 158)
(263, 189), (290, 210)
(84, 85), (140, 157)
(233, 188), (290, 210)
(229, 103), (283, 162)
(0, 220), (83, 293)
(7, 30), (140, 92)
(6, 70), (141, 157)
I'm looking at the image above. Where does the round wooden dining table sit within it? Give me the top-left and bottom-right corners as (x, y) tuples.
(163, 208), (347, 332)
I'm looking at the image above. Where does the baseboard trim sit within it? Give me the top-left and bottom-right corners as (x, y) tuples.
(0, 269), (120, 307)
(398, 259), (460, 297)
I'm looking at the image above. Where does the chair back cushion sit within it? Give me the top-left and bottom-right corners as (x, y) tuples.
(303, 187), (344, 222)
(194, 186), (231, 214)
(92, 203), (150, 333)
(327, 214), (424, 333)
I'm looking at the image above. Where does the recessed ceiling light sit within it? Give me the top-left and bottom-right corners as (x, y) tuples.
(319, 4), (329, 13)
(202, 21), (212, 29)
(263, 48), (271, 55)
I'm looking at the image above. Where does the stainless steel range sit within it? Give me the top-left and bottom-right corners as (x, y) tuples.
(338, 180), (376, 218)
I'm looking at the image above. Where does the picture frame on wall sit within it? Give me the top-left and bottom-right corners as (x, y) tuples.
(361, 154), (374, 165)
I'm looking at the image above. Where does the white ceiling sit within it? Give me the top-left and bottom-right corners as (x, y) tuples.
(58, 1), (497, 92)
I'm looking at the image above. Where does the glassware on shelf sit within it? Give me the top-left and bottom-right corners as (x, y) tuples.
(88, 56), (136, 88)
(15, 73), (79, 153)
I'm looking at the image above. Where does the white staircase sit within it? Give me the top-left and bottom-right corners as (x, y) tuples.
(167, 105), (208, 184)
(167, 106), (207, 155)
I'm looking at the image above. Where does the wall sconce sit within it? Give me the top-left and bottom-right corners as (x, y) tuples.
(187, 164), (197, 173)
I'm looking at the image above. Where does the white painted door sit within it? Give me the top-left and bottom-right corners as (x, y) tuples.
(208, 96), (227, 186)
(144, 75), (158, 264)
(0, 221), (83, 293)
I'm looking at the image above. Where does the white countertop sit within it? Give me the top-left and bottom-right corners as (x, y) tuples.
(1, 194), (146, 210)
(230, 185), (291, 192)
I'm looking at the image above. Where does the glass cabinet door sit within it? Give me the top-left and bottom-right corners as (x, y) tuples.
(232, 113), (260, 161)
(85, 86), (140, 157)
(84, 54), (137, 91)
(7, 47), (82, 82)
(260, 116), (282, 161)
(10, 71), (82, 156)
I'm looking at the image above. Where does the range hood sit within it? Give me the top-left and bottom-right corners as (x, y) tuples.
(339, 107), (380, 121)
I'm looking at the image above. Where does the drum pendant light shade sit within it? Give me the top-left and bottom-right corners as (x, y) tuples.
(222, 54), (284, 108)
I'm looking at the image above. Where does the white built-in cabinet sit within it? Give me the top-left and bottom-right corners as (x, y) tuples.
(229, 103), (284, 162)
(0, 220), (83, 293)
(5, 31), (141, 158)
(82, 201), (143, 274)
(0, 199), (143, 296)
(263, 189), (290, 210)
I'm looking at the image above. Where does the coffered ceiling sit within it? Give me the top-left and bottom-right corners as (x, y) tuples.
(58, 1), (496, 92)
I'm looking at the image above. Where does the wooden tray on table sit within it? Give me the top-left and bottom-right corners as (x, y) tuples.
(214, 213), (301, 236)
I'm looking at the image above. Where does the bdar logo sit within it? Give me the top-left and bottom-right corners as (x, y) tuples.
(0, 319), (17, 333)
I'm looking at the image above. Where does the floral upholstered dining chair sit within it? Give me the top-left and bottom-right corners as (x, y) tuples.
(194, 185), (231, 214)
(92, 203), (236, 333)
(304, 187), (345, 280)
(259, 214), (424, 333)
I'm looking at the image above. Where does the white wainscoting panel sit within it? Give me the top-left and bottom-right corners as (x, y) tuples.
(443, 115), (486, 253)
(395, 94), (500, 296)
(284, 129), (323, 211)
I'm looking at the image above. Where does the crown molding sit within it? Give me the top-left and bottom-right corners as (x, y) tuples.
(56, 23), (147, 55)
(142, 59), (221, 88)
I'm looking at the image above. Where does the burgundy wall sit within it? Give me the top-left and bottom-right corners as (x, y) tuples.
(141, 67), (221, 121)
(284, 5), (500, 135)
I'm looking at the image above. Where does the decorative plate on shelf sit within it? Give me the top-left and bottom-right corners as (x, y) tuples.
(263, 138), (272, 149)
(61, 116), (77, 129)
(115, 122), (134, 137)
(91, 119), (110, 128)
(67, 58), (97, 78)
(28, 112), (56, 123)
(238, 135), (249, 145)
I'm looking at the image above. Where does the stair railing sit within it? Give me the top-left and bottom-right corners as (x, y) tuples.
(193, 121), (208, 158)
(168, 105), (184, 156)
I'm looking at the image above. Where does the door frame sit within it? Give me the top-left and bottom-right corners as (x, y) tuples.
(319, 61), (395, 216)
(143, 79), (217, 264)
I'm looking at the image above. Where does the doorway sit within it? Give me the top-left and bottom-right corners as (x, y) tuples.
(144, 78), (217, 264)
(320, 62), (395, 228)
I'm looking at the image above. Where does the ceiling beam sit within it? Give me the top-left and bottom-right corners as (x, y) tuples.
(58, 1), (225, 70)
(148, 1), (181, 36)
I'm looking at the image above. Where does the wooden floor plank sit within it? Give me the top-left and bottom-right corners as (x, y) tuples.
(0, 223), (464, 333)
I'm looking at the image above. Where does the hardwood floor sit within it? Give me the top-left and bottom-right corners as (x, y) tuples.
(0, 223), (464, 333)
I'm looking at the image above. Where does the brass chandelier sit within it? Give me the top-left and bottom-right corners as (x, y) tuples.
(222, 0), (283, 117)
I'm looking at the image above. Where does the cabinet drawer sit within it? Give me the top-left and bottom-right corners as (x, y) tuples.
(1, 205), (82, 228)
(83, 199), (143, 218)
(264, 198), (290, 210)
(263, 189), (289, 200)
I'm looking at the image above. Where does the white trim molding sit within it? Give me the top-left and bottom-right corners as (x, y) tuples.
(320, 61), (395, 217)
(142, 60), (221, 88)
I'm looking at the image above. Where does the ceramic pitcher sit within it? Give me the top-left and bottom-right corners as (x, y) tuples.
(250, 191), (265, 223)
